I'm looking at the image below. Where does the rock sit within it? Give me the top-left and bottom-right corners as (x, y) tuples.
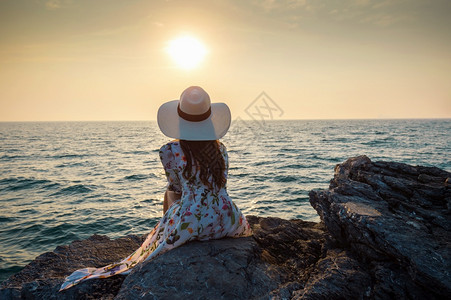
(293, 249), (371, 300)
(0, 234), (145, 299)
(2, 156), (450, 299)
(309, 155), (451, 299)
(115, 237), (272, 299)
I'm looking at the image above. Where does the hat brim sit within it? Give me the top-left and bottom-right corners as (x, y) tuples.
(157, 100), (231, 141)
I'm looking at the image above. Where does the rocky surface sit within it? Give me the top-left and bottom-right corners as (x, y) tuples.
(1, 156), (449, 299)
(310, 155), (450, 299)
(0, 234), (145, 299)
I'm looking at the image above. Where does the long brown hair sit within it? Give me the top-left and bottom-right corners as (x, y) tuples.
(179, 140), (226, 190)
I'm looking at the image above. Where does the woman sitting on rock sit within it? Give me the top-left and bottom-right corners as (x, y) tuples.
(60, 86), (253, 291)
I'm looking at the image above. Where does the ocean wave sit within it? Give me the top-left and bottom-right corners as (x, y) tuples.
(41, 182), (61, 191)
(141, 198), (160, 205)
(273, 175), (298, 183)
(16, 208), (39, 214)
(0, 154), (26, 160)
(0, 177), (53, 192)
(252, 160), (275, 166)
(277, 163), (311, 169)
(122, 150), (149, 155)
(254, 199), (281, 205)
(0, 217), (17, 223)
(55, 162), (86, 168)
(249, 175), (269, 182)
(230, 172), (249, 178)
(279, 147), (302, 153)
(16, 224), (45, 237)
(124, 174), (151, 181)
(282, 197), (309, 203)
(321, 137), (350, 142)
(51, 153), (89, 159)
(13, 223), (79, 250)
(50, 184), (94, 196)
(40, 223), (76, 238)
(361, 137), (395, 146)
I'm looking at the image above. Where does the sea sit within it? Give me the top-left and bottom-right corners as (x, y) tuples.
(0, 119), (450, 283)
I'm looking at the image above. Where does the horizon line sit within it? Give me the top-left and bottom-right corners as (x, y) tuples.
(0, 117), (450, 123)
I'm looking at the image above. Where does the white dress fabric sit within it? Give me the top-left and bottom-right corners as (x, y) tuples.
(60, 140), (252, 291)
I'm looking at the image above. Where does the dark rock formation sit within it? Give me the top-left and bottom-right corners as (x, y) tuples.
(293, 248), (371, 300)
(309, 155), (451, 299)
(1, 156), (449, 299)
(0, 234), (145, 299)
(115, 237), (270, 299)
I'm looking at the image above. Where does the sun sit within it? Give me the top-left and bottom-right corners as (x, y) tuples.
(167, 36), (208, 70)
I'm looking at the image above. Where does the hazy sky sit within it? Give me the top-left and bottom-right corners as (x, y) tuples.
(1, 0), (450, 121)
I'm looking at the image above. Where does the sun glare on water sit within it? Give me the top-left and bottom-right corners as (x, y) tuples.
(167, 36), (208, 70)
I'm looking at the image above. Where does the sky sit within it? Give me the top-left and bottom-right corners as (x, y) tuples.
(0, 0), (450, 121)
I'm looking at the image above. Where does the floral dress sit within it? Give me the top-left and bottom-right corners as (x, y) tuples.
(60, 140), (252, 291)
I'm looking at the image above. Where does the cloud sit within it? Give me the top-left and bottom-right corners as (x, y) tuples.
(248, 0), (419, 29)
(45, 0), (61, 10)
(44, 0), (72, 10)
(371, 0), (406, 9)
(88, 24), (141, 37)
(253, 0), (308, 12)
(352, 0), (371, 7)
(360, 12), (414, 27)
(153, 21), (164, 28)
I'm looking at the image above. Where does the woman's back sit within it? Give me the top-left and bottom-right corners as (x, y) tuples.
(159, 140), (251, 241)
(160, 140), (227, 191)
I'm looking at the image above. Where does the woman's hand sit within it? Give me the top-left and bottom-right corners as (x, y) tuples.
(163, 189), (181, 214)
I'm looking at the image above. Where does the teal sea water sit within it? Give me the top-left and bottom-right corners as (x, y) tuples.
(0, 119), (450, 283)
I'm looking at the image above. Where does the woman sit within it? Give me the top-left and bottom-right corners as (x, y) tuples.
(60, 86), (252, 291)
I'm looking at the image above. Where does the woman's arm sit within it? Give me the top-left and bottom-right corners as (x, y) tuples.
(160, 143), (183, 214)
(163, 189), (181, 214)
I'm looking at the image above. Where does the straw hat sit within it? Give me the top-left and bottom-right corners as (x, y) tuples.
(157, 86), (231, 141)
